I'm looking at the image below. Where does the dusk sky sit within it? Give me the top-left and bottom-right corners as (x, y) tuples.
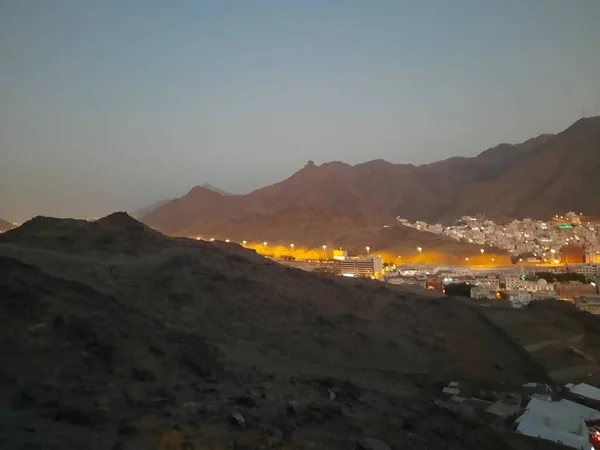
(1, 1), (599, 221)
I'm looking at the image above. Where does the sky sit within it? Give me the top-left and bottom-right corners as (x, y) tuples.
(1, 0), (599, 221)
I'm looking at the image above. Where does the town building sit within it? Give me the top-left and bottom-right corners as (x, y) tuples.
(332, 249), (348, 261)
(570, 264), (600, 278)
(505, 291), (532, 308)
(470, 285), (497, 300)
(505, 277), (555, 293)
(340, 257), (383, 278)
(555, 283), (598, 303)
(561, 244), (586, 264)
(587, 252), (600, 264)
(515, 397), (600, 450)
(575, 295), (600, 315)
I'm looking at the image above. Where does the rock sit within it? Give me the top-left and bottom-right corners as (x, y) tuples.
(183, 402), (199, 414)
(356, 437), (391, 450)
(286, 401), (304, 415)
(235, 395), (257, 408)
(328, 390), (336, 401)
(230, 410), (245, 427)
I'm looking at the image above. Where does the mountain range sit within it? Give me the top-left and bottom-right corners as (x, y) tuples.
(142, 116), (600, 252)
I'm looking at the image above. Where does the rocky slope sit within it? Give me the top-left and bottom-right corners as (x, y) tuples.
(0, 213), (569, 449)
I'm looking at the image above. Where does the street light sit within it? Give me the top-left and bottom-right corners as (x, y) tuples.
(290, 243), (294, 249)
(480, 248), (485, 255)
(242, 240), (247, 245)
(263, 241), (268, 246)
(225, 239), (230, 243)
(366, 246), (370, 255)
(417, 247), (423, 254)
(322, 245), (327, 250)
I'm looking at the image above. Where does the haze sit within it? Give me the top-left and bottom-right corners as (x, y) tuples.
(1, 0), (599, 222)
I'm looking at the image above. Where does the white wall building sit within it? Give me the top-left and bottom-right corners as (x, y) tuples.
(515, 397), (600, 449)
(505, 277), (555, 293)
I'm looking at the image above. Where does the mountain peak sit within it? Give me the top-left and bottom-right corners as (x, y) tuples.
(201, 183), (232, 196)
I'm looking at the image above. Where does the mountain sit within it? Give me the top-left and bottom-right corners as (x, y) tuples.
(0, 218), (13, 232)
(131, 198), (171, 217)
(201, 183), (233, 196)
(142, 116), (600, 250)
(0, 213), (575, 449)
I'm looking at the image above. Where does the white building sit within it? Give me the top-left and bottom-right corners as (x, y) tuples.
(515, 397), (600, 449)
(505, 277), (555, 293)
(505, 291), (532, 308)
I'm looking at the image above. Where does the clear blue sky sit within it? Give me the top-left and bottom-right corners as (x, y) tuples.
(1, 0), (599, 221)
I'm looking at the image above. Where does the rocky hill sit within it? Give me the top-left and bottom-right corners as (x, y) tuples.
(0, 213), (572, 449)
(142, 117), (600, 247)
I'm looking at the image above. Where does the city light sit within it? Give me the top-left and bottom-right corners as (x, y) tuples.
(366, 246), (370, 255)
(196, 237), (201, 241)
(290, 243), (294, 249)
(480, 248), (485, 255)
(210, 238), (215, 242)
(417, 247), (422, 253)
(242, 240), (247, 245)
(322, 245), (327, 250)
(263, 241), (268, 246)
(225, 239), (230, 243)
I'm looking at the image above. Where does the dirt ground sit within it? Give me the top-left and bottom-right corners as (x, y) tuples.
(0, 213), (573, 449)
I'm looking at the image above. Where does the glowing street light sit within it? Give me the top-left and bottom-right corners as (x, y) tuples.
(210, 238), (215, 242)
(366, 246), (370, 255)
(263, 241), (268, 246)
(491, 258), (495, 262)
(322, 245), (327, 250)
(290, 243), (294, 249)
(417, 247), (423, 254)
(196, 237), (201, 241)
(225, 239), (230, 243)
(242, 240), (247, 245)
(465, 257), (469, 262)
(480, 248), (485, 255)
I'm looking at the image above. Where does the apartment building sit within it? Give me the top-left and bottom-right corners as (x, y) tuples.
(340, 257), (383, 278)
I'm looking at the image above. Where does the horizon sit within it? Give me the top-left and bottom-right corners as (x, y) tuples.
(1, 1), (599, 221)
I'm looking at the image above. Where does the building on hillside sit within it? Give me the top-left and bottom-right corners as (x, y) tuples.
(505, 291), (532, 308)
(340, 257), (383, 278)
(570, 264), (600, 278)
(555, 283), (598, 303)
(531, 290), (558, 300)
(561, 244), (586, 264)
(505, 277), (555, 293)
(587, 252), (600, 264)
(575, 295), (600, 315)
(426, 278), (445, 294)
(470, 285), (497, 300)
(332, 249), (348, 261)
(474, 276), (500, 290)
(515, 398), (600, 449)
